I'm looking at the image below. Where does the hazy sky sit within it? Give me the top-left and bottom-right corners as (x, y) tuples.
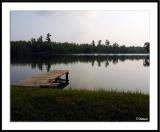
(11, 10), (149, 46)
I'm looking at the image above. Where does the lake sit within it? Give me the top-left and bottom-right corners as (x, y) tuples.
(11, 54), (149, 94)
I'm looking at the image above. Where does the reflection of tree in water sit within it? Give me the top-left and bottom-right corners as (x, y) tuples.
(45, 63), (51, 72)
(119, 56), (126, 62)
(12, 55), (149, 71)
(91, 59), (95, 67)
(97, 59), (101, 67)
(112, 57), (118, 64)
(143, 56), (150, 67)
(38, 63), (43, 71)
(105, 59), (109, 67)
(31, 63), (36, 69)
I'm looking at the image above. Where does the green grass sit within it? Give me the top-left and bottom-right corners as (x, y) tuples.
(11, 86), (149, 121)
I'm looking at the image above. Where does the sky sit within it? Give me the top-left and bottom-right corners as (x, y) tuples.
(10, 10), (149, 46)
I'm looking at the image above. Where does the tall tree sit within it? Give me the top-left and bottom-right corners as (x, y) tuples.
(113, 42), (119, 47)
(91, 40), (95, 46)
(105, 40), (110, 46)
(98, 40), (102, 46)
(46, 33), (52, 43)
(30, 38), (36, 44)
(37, 35), (43, 43)
(144, 42), (150, 52)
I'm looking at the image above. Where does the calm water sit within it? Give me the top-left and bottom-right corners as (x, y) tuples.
(11, 54), (149, 94)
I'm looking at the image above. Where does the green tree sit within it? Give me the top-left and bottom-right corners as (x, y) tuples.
(98, 40), (102, 46)
(46, 33), (52, 43)
(105, 40), (110, 46)
(144, 42), (150, 52)
(30, 38), (36, 44)
(113, 42), (119, 47)
(37, 35), (43, 43)
(91, 40), (95, 46)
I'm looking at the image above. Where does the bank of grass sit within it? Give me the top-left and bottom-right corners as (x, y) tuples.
(11, 86), (149, 121)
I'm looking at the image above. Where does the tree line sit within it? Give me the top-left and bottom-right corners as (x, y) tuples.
(11, 33), (150, 58)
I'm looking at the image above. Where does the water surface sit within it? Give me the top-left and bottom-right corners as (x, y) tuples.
(11, 54), (149, 94)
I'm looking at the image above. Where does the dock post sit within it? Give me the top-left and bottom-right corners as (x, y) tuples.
(66, 72), (69, 83)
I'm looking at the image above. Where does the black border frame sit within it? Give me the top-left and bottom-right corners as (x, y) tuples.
(1, 0), (159, 131)
(1, 0), (159, 2)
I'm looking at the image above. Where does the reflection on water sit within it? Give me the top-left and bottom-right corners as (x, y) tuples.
(11, 55), (149, 72)
(11, 54), (149, 94)
(143, 56), (150, 67)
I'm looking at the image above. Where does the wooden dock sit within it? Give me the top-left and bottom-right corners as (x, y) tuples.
(13, 70), (69, 87)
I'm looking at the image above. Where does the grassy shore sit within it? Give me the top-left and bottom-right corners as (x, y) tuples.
(11, 86), (149, 121)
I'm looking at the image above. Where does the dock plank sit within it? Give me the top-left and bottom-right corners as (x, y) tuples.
(13, 70), (69, 87)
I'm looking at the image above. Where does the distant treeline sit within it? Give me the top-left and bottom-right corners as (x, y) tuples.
(11, 37), (149, 58)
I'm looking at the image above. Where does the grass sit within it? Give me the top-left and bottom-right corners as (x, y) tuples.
(11, 86), (149, 121)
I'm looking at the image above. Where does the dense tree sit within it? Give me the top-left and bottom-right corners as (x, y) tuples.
(113, 42), (119, 47)
(30, 38), (36, 44)
(11, 36), (149, 59)
(37, 35), (43, 43)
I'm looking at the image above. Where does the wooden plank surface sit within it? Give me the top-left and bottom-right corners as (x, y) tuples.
(13, 70), (69, 87)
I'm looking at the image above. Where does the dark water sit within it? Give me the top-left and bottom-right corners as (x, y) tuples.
(11, 54), (149, 94)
